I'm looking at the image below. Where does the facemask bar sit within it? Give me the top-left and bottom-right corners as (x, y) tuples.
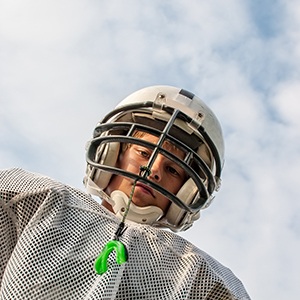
(87, 128), (210, 212)
(86, 104), (219, 212)
(99, 101), (222, 178)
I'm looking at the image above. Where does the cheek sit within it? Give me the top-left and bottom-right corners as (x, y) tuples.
(159, 198), (171, 213)
(118, 151), (141, 173)
(167, 178), (184, 194)
(117, 153), (130, 172)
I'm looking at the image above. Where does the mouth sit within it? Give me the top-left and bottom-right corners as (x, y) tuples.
(135, 182), (155, 198)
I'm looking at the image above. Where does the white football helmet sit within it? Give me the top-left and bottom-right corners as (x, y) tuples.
(85, 85), (225, 231)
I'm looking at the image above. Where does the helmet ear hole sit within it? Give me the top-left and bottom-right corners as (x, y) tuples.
(165, 178), (199, 228)
(93, 142), (120, 190)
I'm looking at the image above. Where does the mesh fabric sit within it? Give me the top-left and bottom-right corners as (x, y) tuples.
(1, 168), (250, 299)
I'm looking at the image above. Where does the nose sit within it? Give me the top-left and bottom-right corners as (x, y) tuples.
(149, 155), (163, 182)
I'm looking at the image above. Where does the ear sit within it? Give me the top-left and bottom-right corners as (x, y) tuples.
(93, 142), (120, 190)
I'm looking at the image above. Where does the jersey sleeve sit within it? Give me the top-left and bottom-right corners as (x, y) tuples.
(0, 168), (62, 280)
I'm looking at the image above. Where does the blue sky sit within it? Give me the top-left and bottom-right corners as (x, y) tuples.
(1, 1), (300, 299)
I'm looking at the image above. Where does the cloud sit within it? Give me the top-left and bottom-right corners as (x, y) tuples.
(1, 1), (300, 299)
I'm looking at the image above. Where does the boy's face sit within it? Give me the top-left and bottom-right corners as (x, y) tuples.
(105, 133), (187, 213)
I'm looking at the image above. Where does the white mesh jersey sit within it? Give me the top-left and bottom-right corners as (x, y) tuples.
(0, 168), (250, 300)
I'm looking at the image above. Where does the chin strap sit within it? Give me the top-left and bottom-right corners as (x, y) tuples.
(110, 190), (164, 225)
(94, 166), (163, 275)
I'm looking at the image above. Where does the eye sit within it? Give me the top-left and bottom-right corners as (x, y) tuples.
(139, 150), (150, 158)
(166, 165), (180, 177)
(135, 146), (151, 159)
(167, 164), (187, 180)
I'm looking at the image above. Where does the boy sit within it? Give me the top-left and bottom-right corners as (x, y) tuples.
(1, 85), (250, 299)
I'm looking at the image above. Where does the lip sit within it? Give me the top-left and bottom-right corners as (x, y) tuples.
(135, 182), (155, 197)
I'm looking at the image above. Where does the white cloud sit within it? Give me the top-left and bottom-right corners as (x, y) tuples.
(273, 81), (300, 129)
(0, 0), (92, 44)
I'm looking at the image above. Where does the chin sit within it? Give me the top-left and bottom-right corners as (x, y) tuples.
(132, 197), (152, 208)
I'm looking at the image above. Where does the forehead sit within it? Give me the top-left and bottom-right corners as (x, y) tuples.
(137, 132), (185, 159)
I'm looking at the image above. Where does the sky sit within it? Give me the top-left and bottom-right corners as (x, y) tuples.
(1, 0), (300, 299)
